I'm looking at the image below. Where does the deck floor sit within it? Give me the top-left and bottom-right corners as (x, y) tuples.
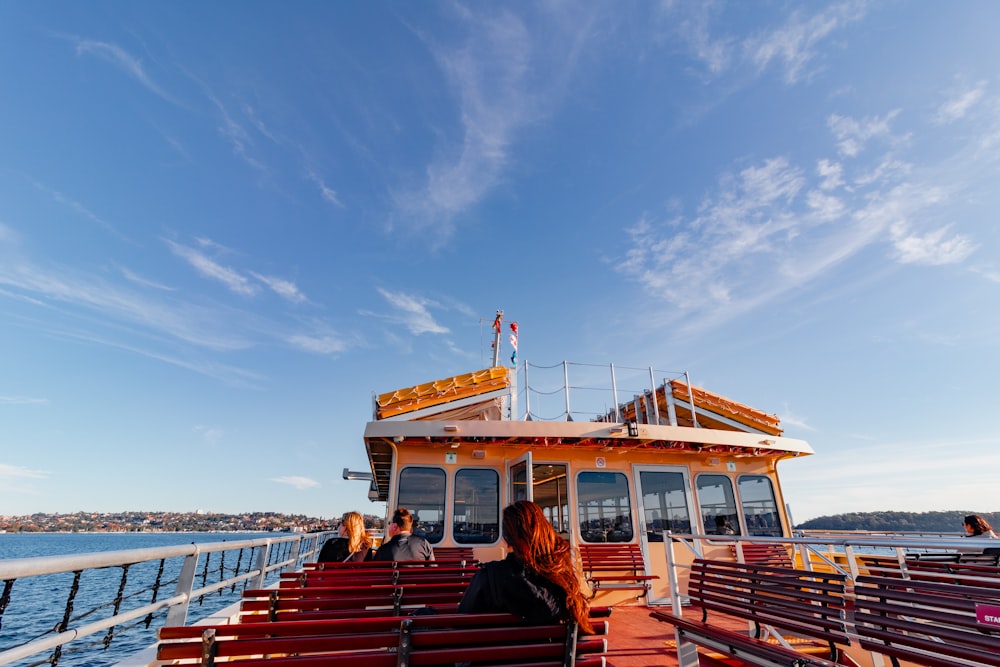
(603, 606), (729, 667)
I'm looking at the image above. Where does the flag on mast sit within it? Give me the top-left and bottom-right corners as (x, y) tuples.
(509, 322), (518, 367)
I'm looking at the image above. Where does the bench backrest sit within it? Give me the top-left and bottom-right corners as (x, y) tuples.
(731, 543), (793, 567)
(158, 612), (608, 667)
(282, 565), (479, 588)
(854, 574), (1000, 667)
(687, 559), (849, 645)
(579, 543), (645, 572)
(241, 582), (470, 621)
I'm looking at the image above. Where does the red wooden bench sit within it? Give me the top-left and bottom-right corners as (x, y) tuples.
(241, 581), (470, 622)
(281, 563), (479, 588)
(157, 612), (609, 667)
(730, 542), (793, 566)
(428, 546), (477, 565)
(578, 543), (656, 596)
(854, 574), (1000, 667)
(650, 558), (850, 667)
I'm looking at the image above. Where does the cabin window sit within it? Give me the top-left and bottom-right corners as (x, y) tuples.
(533, 463), (570, 534)
(738, 475), (782, 536)
(453, 468), (499, 544)
(576, 471), (635, 543)
(397, 466), (446, 544)
(638, 470), (692, 542)
(696, 474), (741, 536)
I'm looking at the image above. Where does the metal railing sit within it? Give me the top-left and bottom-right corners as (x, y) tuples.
(0, 531), (336, 667)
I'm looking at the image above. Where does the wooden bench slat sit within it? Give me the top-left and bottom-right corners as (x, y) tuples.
(158, 613), (608, 667)
(651, 558), (849, 667)
(579, 543), (656, 594)
(854, 574), (1000, 667)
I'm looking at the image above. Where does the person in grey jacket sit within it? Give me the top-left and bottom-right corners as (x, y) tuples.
(373, 507), (435, 561)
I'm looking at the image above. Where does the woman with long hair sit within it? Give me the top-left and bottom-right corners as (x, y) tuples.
(317, 511), (374, 562)
(458, 500), (593, 633)
(963, 514), (998, 537)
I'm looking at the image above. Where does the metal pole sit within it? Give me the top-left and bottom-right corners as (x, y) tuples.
(648, 367), (660, 425)
(523, 360), (531, 421)
(491, 310), (503, 367)
(684, 371), (699, 428)
(563, 360), (572, 421)
(610, 363), (619, 422)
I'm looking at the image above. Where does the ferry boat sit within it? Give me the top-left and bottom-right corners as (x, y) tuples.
(2, 314), (998, 667)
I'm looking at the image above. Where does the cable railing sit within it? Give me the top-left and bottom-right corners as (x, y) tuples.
(518, 360), (689, 423)
(0, 531), (336, 667)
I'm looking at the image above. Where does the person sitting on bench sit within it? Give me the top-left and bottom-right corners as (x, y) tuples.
(373, 507), (435, 561)
(458, 500), (593, 633)
(318, 511), (375, 562)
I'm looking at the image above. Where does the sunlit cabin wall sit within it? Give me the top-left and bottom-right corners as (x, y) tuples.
(380, 438), (795, 565)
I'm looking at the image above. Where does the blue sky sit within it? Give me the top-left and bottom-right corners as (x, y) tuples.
(2, 2), (998, 523)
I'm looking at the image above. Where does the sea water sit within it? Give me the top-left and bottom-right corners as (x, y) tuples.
(0, 532), (286, 667)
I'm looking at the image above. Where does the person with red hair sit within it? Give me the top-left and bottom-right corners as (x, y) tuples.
(458, 500), (593, 633)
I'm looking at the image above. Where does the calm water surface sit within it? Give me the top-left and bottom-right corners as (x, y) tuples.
(0, 532), (300, 667)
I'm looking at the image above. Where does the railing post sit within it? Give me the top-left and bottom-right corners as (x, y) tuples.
(665, 532), (701, 667)
(610, 363), (619, 422)
(286, 536), (302, 573)
(648, 367), (660, 425)
(684, 371), (699, 428)
(563, 361), (572, 421)
(254, 541), (271, 590)
(163, 547), (200, 628)
(523, 360), (531, 421)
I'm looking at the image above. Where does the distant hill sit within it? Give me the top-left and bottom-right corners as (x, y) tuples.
(796, 510), (1000, 532)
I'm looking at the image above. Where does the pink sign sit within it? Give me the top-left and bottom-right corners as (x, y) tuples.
(976, 604), (1000, 626)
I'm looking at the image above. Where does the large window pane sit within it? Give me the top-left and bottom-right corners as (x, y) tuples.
(639, 470), (691, 542)
(576, 471), (634, 543)
(738, 475), (782, 537)
(397, 467), (446, 543)
(532, 463), (569, 535)
(696, 474), (741, 536)
(453, 469), (499, 544)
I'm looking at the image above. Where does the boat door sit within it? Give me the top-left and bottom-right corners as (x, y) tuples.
(508, 451), (533, 503)
(634, 465), (697, 605)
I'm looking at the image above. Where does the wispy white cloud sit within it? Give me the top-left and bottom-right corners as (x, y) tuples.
(74, 38), (179, 105)
(0, 463), (49, 499)
(744, 2), (869, 84)
(195, 424), (224, 446)
(828, 110), (900, 157)
(935, 81), (987, 124)
(206, 93), (267, 173)
(271, 476), (320, 490)
(306, 169), (344, 208)
(287, 333), (349, 355)
(890, 222), (977, 265)
(0, 463), (49, 481)
(392, 9), (539, 236)
(120, 267), (175, 291)
(249, 272), (307, 304)
(166, 239), (257, 296)
(371, 288), (450, 335)
(0, 396), (48, 405)
(616, 104), (982, 334)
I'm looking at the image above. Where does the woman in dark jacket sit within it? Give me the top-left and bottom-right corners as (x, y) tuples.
(318, 511), (374, 562)
(458, 500), (592, 633)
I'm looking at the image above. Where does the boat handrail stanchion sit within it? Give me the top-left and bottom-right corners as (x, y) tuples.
(610, 363), (620, 422)
(523, 359), (531, 420)
(563, 360), (571, 421)
(648, 367), (660, 425)
(163, 546), (200, 628)
(684, 371), (698, 427)
(666, 531), (701, 667)
(253, 540), (271, 589)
